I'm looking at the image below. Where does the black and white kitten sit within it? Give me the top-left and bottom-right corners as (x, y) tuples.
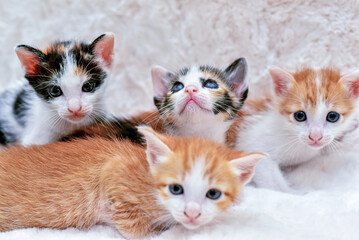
(0, 33), (114, 146)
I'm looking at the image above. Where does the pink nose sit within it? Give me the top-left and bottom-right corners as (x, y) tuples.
(308, 129), (323, 143)
(67, 99), (82, 115)
(184, 202), (201, 220)
(68, 106), (82, 114)
(185, 85), (198, 95)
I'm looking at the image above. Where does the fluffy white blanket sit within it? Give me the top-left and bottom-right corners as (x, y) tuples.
(0, 0), (358, 239)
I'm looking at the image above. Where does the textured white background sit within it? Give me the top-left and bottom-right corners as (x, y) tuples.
(0, 1), (359, 239)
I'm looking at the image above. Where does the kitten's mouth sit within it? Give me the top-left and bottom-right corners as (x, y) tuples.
(308, 142), (326, 148)
(179, 98), (211, 114)
(181, 219), (201, 229)
(66, 113), (87, 122)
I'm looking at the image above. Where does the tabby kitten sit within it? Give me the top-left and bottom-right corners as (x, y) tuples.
(229, 66), (359, 192)
(0, 33), (114, 146)
(0, 127), (265, 238)
(65, 58), (249, 144)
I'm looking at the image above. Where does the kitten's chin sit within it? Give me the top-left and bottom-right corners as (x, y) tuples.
(64, 114), (88, 123)
(179, 100), (211, 115)
(307, 141), (330, 149)
(180, 221), (202, 230)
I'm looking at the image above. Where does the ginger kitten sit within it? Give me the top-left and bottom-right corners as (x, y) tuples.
(229, 66), (359, 192)
(0, 127), (265, 238)
(0, 33), (114, 146)
(65, 58), (249, 144)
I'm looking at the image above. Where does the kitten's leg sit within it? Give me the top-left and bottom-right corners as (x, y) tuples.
(101, 160), (154, 239)
(252, 157), (293, 193)
(108, 199), (153, 239)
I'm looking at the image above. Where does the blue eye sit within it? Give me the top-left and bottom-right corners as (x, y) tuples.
(171, 82), (184, 93)
(82, 82), (95, 92)
(206, 189), (221, 200)
(49, 86), (62, 97)
(294, 111), (307, 122)
(169, 184), (184, 195)
(327, 111), (340, 123)
(203, 80), (219, 89)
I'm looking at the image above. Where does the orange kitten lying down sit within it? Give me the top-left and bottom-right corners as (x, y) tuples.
(0, 127), (265, 239)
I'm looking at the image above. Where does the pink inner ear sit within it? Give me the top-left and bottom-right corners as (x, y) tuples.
(269, 67), (294, 96)
(347, 79), (359, 97)
(339, 71), (359, 98)
(94, 36), (114, 68)
(151, 66), (170, 98)
(17, 52), (40, 76)
(239, 169), (253, 183)
(274, 78), (288, 95)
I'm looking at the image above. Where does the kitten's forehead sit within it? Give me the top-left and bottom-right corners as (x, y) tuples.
(183, 156), (209, 201)
(281, 68), (354, 116)
(176, 65), (227, 84)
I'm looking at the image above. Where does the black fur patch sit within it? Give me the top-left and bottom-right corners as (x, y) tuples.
(111, 119), (145, 145)
(25, 47), (65, 101)
(0, 128), (7, 145)
(70, 45), (106, 91)
(62, 118), (145, 146)
(213, 91), (237, 116)
(0, 122), (16, 145)
(13, 89), (29, 127)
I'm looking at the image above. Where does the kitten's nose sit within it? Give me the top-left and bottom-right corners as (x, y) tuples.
(308, 128), (323, 142)
(184, 202), (201, 220)
(185, 85), (198, 95)
(68, 99), (82, 114)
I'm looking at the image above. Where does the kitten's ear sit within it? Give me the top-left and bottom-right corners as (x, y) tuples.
(90, 33), (115, 68)
(225, 58), (248, 99)
(137, 126), (172, 167)
(151, 66), (174, 98)
(339, 70), (359, 97)
(15, 45), (45, 76)
(229, 152), (267, 184)
(269, 66), (295, 96)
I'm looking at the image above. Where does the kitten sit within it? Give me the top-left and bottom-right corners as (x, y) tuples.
(0, 126), (265, 238)
(65, 58), (249, 144)
(0, 33), (114, 146)
(229, 66), (359, 192)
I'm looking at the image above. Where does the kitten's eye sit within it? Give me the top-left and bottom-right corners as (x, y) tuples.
(294, 111), (307, 122)
(203, 80), (219, 89)
(169, 184), (184, 195)
(82, 82), (95, 92)
(327, 111), (340, 123)
(206, 189), (222, 200)
(49, 86), (62, 98)
(171, 82), (184, 93)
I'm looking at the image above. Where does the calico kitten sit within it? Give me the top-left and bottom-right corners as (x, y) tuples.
(229, 66), (359, 192)
(65, 58), (249, 144)
(0, 33), (114, 146)
(0, 126), (265, 238)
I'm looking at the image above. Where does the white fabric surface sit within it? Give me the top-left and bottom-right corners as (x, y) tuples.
(0, 0), (358, 239)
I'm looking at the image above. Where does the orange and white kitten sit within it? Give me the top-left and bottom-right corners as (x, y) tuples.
(0, 126), (265, 238)
(230, 66), (359, 192)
